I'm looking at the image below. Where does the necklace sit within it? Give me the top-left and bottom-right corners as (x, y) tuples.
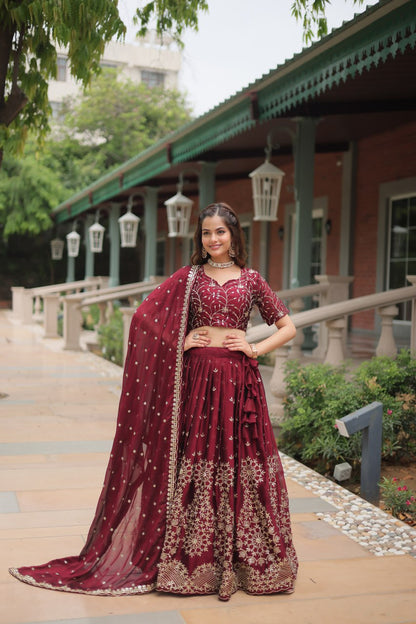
(207, 258), (235, 269)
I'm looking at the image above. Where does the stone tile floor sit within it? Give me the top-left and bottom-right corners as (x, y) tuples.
(1, 309), (416, 624)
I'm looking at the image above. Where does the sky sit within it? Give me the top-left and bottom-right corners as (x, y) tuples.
(118, 0), (379, 117)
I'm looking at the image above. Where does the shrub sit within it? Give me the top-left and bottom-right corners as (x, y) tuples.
(97, 308), (124, 366)
(82, 303), (100, 330)
(379, 477), (416, 522)
(279, 350), (416, 476)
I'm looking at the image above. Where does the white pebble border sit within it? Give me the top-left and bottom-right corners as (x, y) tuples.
(280, 452), (416, 558)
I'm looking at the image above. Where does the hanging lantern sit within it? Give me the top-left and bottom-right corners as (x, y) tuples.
(164, 191), (193, 237)
(50, 237), (64, 260)
(66, 229), (81, 257)
(118, 206), (140, 248)
(89, 214), (105, 253)
(249, 160), (285, 221)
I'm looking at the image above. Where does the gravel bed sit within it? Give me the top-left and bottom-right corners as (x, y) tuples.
(281, 452), (416, 558)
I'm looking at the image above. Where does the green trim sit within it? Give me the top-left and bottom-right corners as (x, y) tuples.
(171, 100), (255, 163)
(258, 2), (416, 120)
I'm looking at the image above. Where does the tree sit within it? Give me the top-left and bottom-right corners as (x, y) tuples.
(0, 69), (192, 238)
(0, 0), (209, 167)
(62, 68), (192, 170)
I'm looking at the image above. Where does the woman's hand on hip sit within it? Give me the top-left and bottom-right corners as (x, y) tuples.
(184, 329), (210, 351)
(222, 333), (253, 357)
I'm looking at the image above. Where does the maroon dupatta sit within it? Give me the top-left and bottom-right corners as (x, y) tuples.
(10, 265), (198, 595)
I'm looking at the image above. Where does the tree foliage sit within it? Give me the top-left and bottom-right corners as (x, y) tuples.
(0, 69), (191, 238)
(0, 0), (126, 163)
(291, 0), (366, 44)
(62, 68), (191, 170)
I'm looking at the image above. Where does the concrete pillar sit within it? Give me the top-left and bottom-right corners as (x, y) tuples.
(63, 296), (83, 351)
(84, 215), (95, 279)
(313, 275), (354, 358)
(143, 188), (158, 280)
(198, 162), (216, 209)
(376, 305), (398, 357)
(11, 287), (25, 319)
(324, 317), (346, 365)
(269, 343), (291, 433)
(43, 294), (60, 338)
(108, 204), (120, 287)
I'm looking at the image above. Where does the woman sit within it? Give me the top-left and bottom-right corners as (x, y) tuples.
(10, 202), (298, 601)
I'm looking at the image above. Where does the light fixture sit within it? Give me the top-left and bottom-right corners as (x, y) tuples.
(66, 223), (81, 258)
(118, 197), (141, 247)
(249, 134), (285, 221)
(88, 211), (106, 253)
(164, 173), (194, 237)
(50, 237), (64, 260)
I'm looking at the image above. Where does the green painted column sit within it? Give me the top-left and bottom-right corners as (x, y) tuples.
(84, 215), (95, 279)
(291, 118), (316, 288)
(198, 162), (217, 209)
(143, 187), (158, 280)
(66, 255), (75, 283)
(108, 203), (120, 287)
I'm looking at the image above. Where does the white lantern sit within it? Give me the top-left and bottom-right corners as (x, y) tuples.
(89, 217), (105, 253)
(50, 237), (64, 260)
(164, 191), (193, 237)
(118, 208), (140, 248)
(249, 160), (285, 221)
(66, 229), (81, 257)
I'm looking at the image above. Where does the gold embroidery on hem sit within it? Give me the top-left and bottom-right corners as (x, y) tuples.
(8, 568), (156, 596)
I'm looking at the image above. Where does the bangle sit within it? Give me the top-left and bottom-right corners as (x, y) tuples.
(250, 343), (258, 358)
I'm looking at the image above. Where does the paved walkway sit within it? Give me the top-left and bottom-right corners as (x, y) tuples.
(1, 309), (416, 624)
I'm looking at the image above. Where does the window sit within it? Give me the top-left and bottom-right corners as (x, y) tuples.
(141, 70), (165, 88)
(56, 56), (67, 81)
(387, 195), (416, 320)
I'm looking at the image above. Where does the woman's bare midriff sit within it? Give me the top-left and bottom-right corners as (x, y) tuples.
(194, 326), (246, 347)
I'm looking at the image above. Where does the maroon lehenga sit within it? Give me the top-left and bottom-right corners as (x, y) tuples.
(9, 265), (298, 600)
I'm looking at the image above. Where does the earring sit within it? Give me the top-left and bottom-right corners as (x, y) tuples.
(202, 247), (208, 259)
(229, 245), (236, 258)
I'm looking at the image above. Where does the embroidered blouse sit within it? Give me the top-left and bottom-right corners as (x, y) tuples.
(188, 266), (289, 332)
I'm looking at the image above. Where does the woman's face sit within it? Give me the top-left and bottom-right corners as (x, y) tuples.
(201, 215), (233, 263)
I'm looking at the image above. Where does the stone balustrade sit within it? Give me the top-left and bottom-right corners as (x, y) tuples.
(246, 276), (416, 430)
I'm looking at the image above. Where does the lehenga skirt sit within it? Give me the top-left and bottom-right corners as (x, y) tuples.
(156, 347), (298, 600)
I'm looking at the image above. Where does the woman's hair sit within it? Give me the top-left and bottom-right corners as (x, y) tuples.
(191, 202), (247, 267)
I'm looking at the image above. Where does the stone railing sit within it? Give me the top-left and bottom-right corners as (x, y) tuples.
(11, 277), (106, 326)
(246, 275), (416, 427)
(62, 277), (165, 351)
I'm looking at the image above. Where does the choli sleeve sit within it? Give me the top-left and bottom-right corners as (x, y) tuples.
(253, 271), (289, 325)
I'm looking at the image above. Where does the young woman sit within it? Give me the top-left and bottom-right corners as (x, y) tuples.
(10, 202), (298, 601)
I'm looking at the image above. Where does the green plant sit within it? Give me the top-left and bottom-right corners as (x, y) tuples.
(97, 308), (123, 366)
(279, 350), (416, 477)
(379, 477), (416, 522)
(82, 304), (100, 330)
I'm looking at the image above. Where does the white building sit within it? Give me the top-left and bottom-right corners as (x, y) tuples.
(48, 33), (182, 116)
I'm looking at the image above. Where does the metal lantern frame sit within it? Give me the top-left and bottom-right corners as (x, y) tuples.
(164, 172), (194, 238)
(118, 197), (141, 248)
(66, 227), (81, 258)
(88, 212), (106, 253)
(249, 134), (285, 222)
(50, 237), (64, 260)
